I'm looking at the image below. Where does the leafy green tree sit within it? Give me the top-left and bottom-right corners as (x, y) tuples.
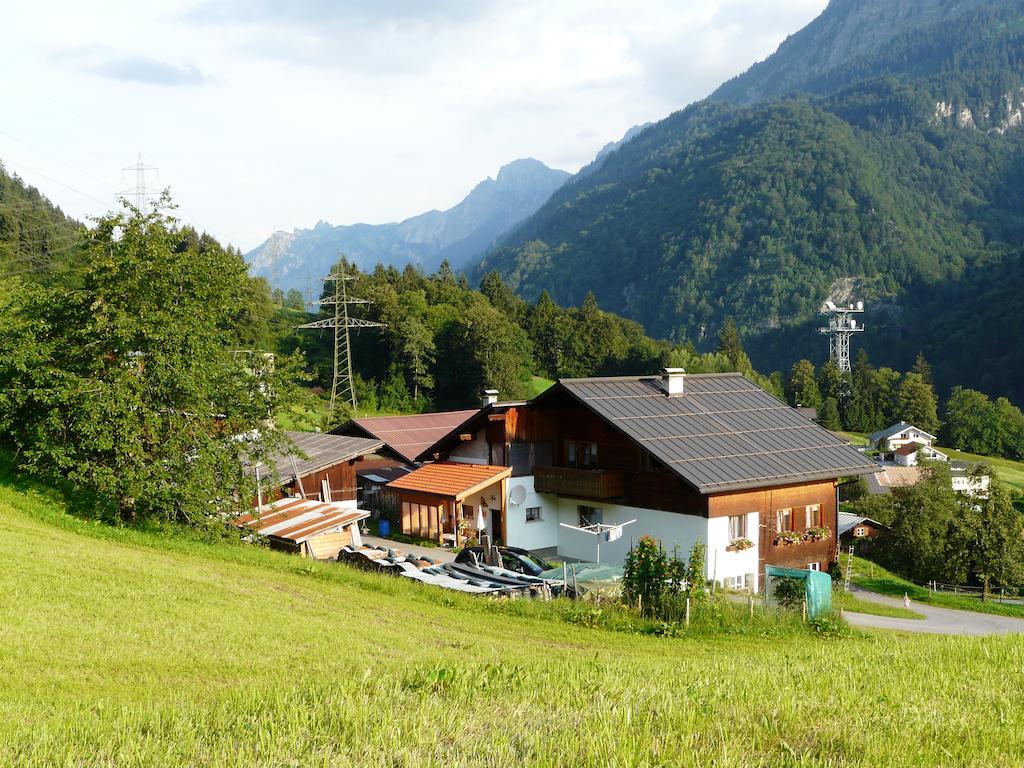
(0, 197), (299, 524)
(941, 387), (998, 454)
(397, 315), (435, 402)
(895, 373), (939, 433)
(284, 289), (305, 311)
(786, 359), (821, 407)
(970, 476), (1024, 599)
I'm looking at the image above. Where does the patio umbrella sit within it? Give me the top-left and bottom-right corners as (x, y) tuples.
(476, 507), (486, 532)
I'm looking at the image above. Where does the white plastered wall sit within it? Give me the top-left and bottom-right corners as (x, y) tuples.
(504, 475), (559, 551)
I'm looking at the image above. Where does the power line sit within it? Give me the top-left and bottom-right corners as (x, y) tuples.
(0, 128), (122, 191)
(1, 157), (112, 207)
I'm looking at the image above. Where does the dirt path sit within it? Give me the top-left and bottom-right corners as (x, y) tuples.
(844, 587), (1024, 635)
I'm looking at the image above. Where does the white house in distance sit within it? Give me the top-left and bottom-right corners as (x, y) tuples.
(868, 422), (941, 455)
(892, 442), (949, 467)
(387, 370), (880, 591)
(950, 462), (991, 497)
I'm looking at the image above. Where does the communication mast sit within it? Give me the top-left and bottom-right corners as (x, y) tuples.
(296, 266), (384, 416)
(817, 300), (864, 373)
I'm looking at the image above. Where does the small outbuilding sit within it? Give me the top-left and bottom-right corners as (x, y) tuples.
(837, 512), (888, 543)
(252, 431), (384, 503)
(384, 462), (513, 546)
(235, 496), (369, 560)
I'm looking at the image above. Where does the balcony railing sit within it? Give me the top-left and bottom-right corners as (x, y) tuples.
(533, 465), (625, 500)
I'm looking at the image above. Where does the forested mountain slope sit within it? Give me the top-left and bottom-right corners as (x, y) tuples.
(0, 163), (83, 281)
(476, 0), (1024, 402)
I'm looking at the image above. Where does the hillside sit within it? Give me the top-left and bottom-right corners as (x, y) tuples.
(476, 0), (1024, 403)
(2, 468), (1024, 766)
(246, 158), (570, 294)
(0, 161), (82, 281)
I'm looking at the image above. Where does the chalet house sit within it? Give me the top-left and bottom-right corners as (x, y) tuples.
(252, 431), (384, 505)
(868, 422), (939, 458)
(390, 370), (879, 590)
(332, 410), (478, 507)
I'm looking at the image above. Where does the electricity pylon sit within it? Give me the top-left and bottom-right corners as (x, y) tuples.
(297, 268), (383, 416)
(120, 153), (158, 210)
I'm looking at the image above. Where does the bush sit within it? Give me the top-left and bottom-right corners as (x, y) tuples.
(773, 576), (805, 610)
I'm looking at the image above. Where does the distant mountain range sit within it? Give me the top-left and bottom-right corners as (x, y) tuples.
(475, 0), (1024, 403)
(245, 158), (571, 295)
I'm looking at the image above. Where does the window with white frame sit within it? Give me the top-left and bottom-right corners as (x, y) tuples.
(776, 508), (793, 532)
(805, 504), (822, 528)
(854, 526), (867, 538)
(807, 562), (820, 571)
(728, 514), (747, 540)
(525, 506), (542, 523)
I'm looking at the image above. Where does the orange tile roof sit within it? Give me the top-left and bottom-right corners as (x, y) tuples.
(385, 462), (511, 500)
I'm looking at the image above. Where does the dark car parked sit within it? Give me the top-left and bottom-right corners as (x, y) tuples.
(454, 545), (552, 576)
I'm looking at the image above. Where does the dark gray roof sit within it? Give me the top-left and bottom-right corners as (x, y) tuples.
(557, 373), (880, 494)
(255, 431), (384, 484)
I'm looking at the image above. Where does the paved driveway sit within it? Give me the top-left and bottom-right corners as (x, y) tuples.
(844, 587), (1024, 635)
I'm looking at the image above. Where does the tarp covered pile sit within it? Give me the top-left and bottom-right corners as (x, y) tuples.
(337, 545), (560, 597)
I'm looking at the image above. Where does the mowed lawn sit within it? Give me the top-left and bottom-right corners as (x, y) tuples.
(2, 486), (1024, 766)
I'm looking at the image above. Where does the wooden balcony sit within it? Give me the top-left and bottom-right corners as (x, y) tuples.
(533, 465), (625, 500)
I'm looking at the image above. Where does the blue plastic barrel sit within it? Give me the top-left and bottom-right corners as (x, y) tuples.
(378, 519), (391, 537)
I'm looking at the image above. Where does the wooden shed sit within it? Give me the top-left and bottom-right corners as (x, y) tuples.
(235, 496), (369, 560)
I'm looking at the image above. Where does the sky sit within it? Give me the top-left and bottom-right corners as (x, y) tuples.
(2, 0), (827, 252)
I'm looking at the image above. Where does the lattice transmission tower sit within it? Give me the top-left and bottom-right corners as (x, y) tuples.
(817, 300), (864, 373)
(119, 153), (159, 210)
(297, 268), (384, 415)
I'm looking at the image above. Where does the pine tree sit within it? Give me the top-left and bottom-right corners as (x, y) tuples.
(818, 397), (842, 431)
(716, 317), (750, 372)
(896, 372), (939, 433)
(786, 359), (821, 408)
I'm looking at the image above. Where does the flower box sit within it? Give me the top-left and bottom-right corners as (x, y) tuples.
(805, 526), (831, 542)
(775, 530), (804, 546)
(726, 537), (754, 552)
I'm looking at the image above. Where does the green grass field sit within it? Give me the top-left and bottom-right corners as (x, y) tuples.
(3, 477), (1024, 766)
(847, 555), (1024, 618)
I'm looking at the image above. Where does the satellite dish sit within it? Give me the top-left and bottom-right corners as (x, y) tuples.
(508, 484), (527, 506)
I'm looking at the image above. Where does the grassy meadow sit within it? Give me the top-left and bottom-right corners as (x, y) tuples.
(2, 474), (1024, 766)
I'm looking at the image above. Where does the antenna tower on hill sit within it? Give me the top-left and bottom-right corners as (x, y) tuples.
(817, 300), (864, 373)
(296, 264), (384, 416)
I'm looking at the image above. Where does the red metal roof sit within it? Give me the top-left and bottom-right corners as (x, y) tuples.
(235, 497), (368, 544)
(385, 462), (511, 500)
(894, 442), (923, 456)
(338, 410), (478, 463)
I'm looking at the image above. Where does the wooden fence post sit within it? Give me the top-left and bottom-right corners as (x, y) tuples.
(685, 597), (691, 628)
(802, 599), (807, 623)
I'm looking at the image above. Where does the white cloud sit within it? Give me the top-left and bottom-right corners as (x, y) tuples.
(0, 0), (827, 251)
